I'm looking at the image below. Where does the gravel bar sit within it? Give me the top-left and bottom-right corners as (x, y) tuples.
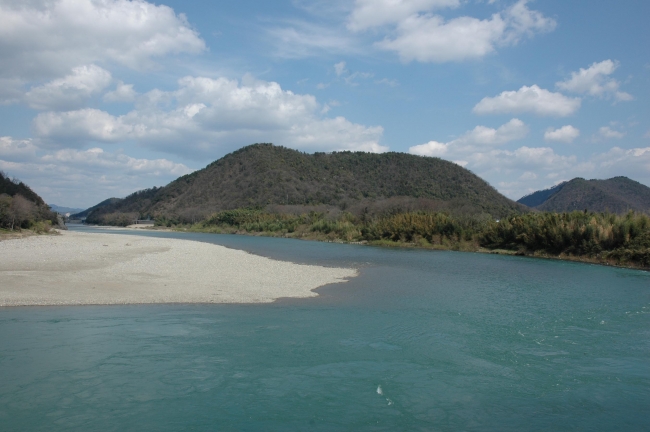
(0, 231), (357, 306)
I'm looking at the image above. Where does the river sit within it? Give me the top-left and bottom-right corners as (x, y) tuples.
(1, 227), (648, 430)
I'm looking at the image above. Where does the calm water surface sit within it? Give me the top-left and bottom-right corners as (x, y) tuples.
(1, 227), (649, 431)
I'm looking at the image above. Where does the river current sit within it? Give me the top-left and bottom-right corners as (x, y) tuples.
(1, 227), (648, 430)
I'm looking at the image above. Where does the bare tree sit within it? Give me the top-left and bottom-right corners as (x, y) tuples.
(9, 195), (36, 230)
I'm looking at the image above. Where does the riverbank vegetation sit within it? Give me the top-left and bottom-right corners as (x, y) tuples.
(158, 208), (650, 269)
(0, 171), (57, 235)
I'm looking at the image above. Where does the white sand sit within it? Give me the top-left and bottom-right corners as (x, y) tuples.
(0, 231), (357, 306)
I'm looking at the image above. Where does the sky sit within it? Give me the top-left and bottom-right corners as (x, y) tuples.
(0, 0), (648, 208)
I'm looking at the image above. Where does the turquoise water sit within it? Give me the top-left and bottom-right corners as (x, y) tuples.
(1, 228), (649, 431)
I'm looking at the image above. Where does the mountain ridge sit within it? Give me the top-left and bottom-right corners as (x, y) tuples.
(84, 143), (526, 225)
(517, 176), (650, 213)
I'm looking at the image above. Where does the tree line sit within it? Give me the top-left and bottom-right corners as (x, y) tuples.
(0, 171), (57, 232)
(165, 208), (650, 269)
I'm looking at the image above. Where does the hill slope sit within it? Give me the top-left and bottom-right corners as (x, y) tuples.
(518, 182), (567, 208)
(1, 171), (47, 206)
(518, 177), (650, 213)
(1, 171), (57, 229)
(86, 144), (525, 224)
(71, 198), (123, 219)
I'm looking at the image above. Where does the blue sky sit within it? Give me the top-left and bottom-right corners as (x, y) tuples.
(0, 0), (648, 208)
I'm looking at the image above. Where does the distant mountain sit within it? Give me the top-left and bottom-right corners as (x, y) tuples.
(517, 177), (650, 213)
(48, 204), (85, 214)
(518, 182), (567, 208)
(85, 143), (525, 225)
(71, 198), (123, 219)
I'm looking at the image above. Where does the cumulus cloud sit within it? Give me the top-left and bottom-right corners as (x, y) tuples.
(0, 0), (205, 89)
(40, 147), (191, 176)
(0, 141), (193, 207)
(592, 147), (650, 175)
(407, 119), (593, 199)
(33, 75), (387, 156)
(104, 81), (138, 103)
(456, 118), (529, 145)
(347, 0), (460, 31)
(33, 109), (133, 146)
(598, 126), (625, 140)
(556, 60), (633, 102)
(0, 136), (39, 162)
(409, 118), (528, 156)
(408, 120), (650, 200)
(375, 0), (555, 62)
(473, 85), (581, 117)
(544, 125), (580, 143)
(24, 65), (112, 111)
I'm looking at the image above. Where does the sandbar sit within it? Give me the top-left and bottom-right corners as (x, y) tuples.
(0, 231), (357, 306)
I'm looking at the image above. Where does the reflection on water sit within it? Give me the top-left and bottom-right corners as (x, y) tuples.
(1, 227), (649, 431)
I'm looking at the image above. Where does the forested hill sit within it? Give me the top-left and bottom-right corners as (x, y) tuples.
(517, 177), (650, 214)
(1, 171), (57, 230)
(71, 198), (123, 219)
(0, 171), (47, 205)
(85, 144), (525, 224)
(517, 182), (567, 208)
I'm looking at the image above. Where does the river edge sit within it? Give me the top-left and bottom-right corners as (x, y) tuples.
(0, 230), (357, 307)
(161, 225), (649, 272)
(12, 224), (645, 273)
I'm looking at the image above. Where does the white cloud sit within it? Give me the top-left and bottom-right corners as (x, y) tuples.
(589, 147), (650, 185)
(334, 61), (348, 76)
(33, 75), (387, 156)
(556, 60), (633, 102)
(410, 140), (449, 157)
(344, 71), (374, 86)
(347, 0), (460, 31)
(375, 0), (555, 63)
(0, 136), (38, 162)
(41, 147), (191, 176)
(473, 85), (581, 117)
(266, 21), (358, 59)
(455, 118), (529, 146)
(33, 109), (133, 146)
(598, 126), (625, 140)
(24, 65), (112, 111)
(0, 0), (205, 90)
(409, 118), (528, 156)
(408, 119), (592, 199)
(332, 61), (374, 85)
(544, 125), (580, 143)
(0, 140), (194, 207)
(411, 121), (650, 200)
(104, 81), (138, 103)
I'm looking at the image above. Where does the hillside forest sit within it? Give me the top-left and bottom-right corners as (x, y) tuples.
(0, 171), (57, 232)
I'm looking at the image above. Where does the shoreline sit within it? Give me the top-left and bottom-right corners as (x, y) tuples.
(143, 225), (650, 272)
(60, 224), (649, 272)
(0, 230), (357, 307)
(162, 225), (650, 272)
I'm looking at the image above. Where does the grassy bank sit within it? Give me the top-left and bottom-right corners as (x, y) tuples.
(158, 209), (650, 270)
(0, 222), (58, 241)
